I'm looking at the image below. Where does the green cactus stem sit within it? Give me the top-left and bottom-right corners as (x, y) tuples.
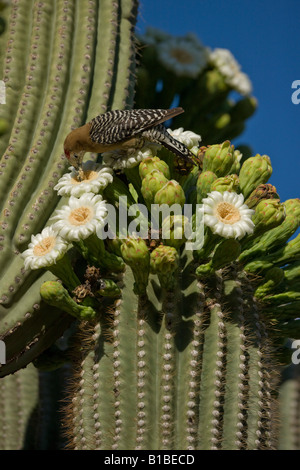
(62, 253), (279, 450)
(0, 0), (139, 379)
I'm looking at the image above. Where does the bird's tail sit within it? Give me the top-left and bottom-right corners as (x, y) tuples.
(143, 125), (198, 164)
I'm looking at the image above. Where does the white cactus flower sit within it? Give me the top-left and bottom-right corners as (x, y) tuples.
(51, 193), (107, 241)
(209, 48), (252, 95)
(157, 35), (209, 78)
(203, 191), (255, 239)
(22, 226), (69, 270)
(54, 161), (113, 197)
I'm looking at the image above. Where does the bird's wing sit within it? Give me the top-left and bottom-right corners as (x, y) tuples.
(89, 108), (184, 144)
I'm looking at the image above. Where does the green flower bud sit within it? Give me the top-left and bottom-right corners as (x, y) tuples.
(239, 154), (273, 198)
(120, 237), (150, 295)
(245, 183), (280, 209)
(162, 215), (191, 250)
(251, 199), (286, 235)
(139, 156), (170, 180)
(254, 267), (284, 299)
(141, 169), (169, 208)
(40, 281), (97, 320)
(240, 198), (300, 262)
(150, 245), (180, 290)
(210, 174), (239, 194)
(106, 237), (124, 257)
(75, 234), (125, 273)
(154, 180), (186, 207)
(244, 233), (300, 274)
(196, 170), (218, 203)
(202, 140), (236, 177)
(196, 238), (241, 277)
(228, 149), (243, 174)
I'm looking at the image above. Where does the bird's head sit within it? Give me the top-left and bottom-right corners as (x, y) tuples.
(63, 130), (85, 171)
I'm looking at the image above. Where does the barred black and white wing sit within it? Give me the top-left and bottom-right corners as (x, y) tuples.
(89, 108), (184, 144)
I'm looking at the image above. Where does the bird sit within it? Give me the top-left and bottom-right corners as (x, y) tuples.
(63, 107), (197, 178)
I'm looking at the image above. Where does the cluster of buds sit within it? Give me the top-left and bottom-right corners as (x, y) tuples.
(21, 125), (300, 337)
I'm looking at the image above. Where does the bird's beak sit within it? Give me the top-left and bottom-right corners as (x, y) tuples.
(76, 162), (84, 182)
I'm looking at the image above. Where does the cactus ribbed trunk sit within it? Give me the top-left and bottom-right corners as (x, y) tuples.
(0, 0), (138, 449)
(64, 252), (278, 450)
(0, 0), (138, 377)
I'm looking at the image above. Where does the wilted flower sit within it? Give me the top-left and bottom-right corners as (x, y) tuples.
(102, 143), (160, 170)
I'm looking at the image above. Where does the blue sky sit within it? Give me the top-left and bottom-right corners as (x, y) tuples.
(136, 0), (300, 204)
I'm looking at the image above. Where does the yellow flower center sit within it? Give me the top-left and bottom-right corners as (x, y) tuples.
(216, 202), (241, 224)
(170, 48), (194, 64)
(71, 170), (98, 184)
(33, 236), (56, 257)
(68, 206), (93, 226)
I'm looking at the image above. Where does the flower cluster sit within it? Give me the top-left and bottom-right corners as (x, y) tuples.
(22, 161), (111, 270)
(209, 48), (252, 95)
(137, 27), (253, 95)
(21, 111), (297, 326)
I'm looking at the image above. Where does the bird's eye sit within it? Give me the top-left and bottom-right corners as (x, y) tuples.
(74, 154), (78, 159)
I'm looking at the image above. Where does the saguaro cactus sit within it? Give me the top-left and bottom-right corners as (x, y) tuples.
(0, 0), (138, 376)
